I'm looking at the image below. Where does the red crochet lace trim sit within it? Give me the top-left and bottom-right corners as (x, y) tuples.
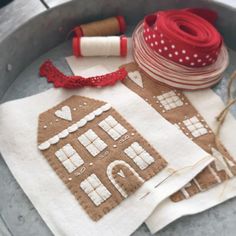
(39, 60), (128, 89)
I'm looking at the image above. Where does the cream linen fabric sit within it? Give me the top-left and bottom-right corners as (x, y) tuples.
(0, 63), (213, 236)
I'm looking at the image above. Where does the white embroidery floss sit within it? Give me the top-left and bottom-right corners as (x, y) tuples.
(73, 36), (127, 57)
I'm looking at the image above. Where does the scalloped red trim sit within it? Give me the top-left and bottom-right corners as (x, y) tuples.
(39, 60), (128, 89)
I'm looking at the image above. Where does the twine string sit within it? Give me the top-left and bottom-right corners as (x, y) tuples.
(215, 71), (236, 169)
(216, 71), (236, 139)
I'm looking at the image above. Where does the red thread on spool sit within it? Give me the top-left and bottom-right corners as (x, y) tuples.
(120, 35), (127, 57)
(74, 26), (83, 37)
(72, 37), (81, 57)
(116, 16), (126, 34)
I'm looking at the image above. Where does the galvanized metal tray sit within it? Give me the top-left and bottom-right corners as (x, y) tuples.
(0, 0), (236, 235)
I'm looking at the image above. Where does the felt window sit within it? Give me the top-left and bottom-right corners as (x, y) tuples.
(183, 116), (208, 138)
(156, 91), (183, 111)
(78, 129), (107, 156)
(124, 142), (155, 170)
(80, 174), (111, 206)
(55, 144), (84, 173)
(99, 115), (127, 140)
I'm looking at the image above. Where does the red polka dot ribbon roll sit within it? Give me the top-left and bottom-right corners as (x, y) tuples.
(143, 9), (222, 67)
(132, 8), (229, 90)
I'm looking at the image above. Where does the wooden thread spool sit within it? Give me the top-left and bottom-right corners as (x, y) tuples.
(73, 36), (127, 57)
(74, 16), (126, 37)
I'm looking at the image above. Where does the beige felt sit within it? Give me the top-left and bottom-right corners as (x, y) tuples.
(38, 95), (167, 221)
(121, 62), (236, 202)
(81, 17), (121, 36)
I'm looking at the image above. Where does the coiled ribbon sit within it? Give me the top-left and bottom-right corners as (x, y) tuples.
(143, 8), (222, 67)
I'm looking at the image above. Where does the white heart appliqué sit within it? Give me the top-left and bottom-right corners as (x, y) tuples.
(55, 106), (72, 121)
(128, 71), (143, 88)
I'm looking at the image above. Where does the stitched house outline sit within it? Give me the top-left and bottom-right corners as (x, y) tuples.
(38, 95), (167, 221)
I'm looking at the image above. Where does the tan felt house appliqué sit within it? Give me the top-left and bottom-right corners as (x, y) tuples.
(121, 62), (236, 202)
(37, 95), (167, 220)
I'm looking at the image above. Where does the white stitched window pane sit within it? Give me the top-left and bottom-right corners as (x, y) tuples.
(70, 153), (84, 167)
(163, 93), (169, 98)
(165, 105), (171, 110)
(162, 100), (168, 106)
(86, 143), (100, 157)
(157, 91), (183, 111)
(124, 147), (137, 159)
(81, 174), (111, 206)
(62, 144), (75, 157)
(140, 151), (154, 165)
(172, 96), (178, 101)
(195, 122), (203, 129)
(169, 103), (176, 109)
(190, 116), (198, 123)
(187, 125), (195, 132)
(199, 128), (207, 135)
(133, 156), (148, 170)
(95, 185), (111, 201)
(99, 120), (111, 132)
(55, 149), (67, 162)
(192, 130), (201, 137)
(80, 179), (93, 194)
(113, 124), (127, 135)
(131, 142), (144, 155)
(176, 100), (183, 106)
(78, 134), (91, 147)
(85, 129), (98, 142)
(108, 129), (120, 140)
(105, 115), (118, 127)
(87, 174), (101, 188)
(183, 119), (191, 126)
(62, 159), (76, 173)
(88, 191), (103, 206)
(93, 139), (107, 151)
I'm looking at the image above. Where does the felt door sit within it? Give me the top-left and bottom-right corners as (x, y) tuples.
(107, 160), (144, 198)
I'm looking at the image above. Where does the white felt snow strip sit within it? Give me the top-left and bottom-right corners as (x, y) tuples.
(38, 104), (111, 150)
(146, 89), (236, 234)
